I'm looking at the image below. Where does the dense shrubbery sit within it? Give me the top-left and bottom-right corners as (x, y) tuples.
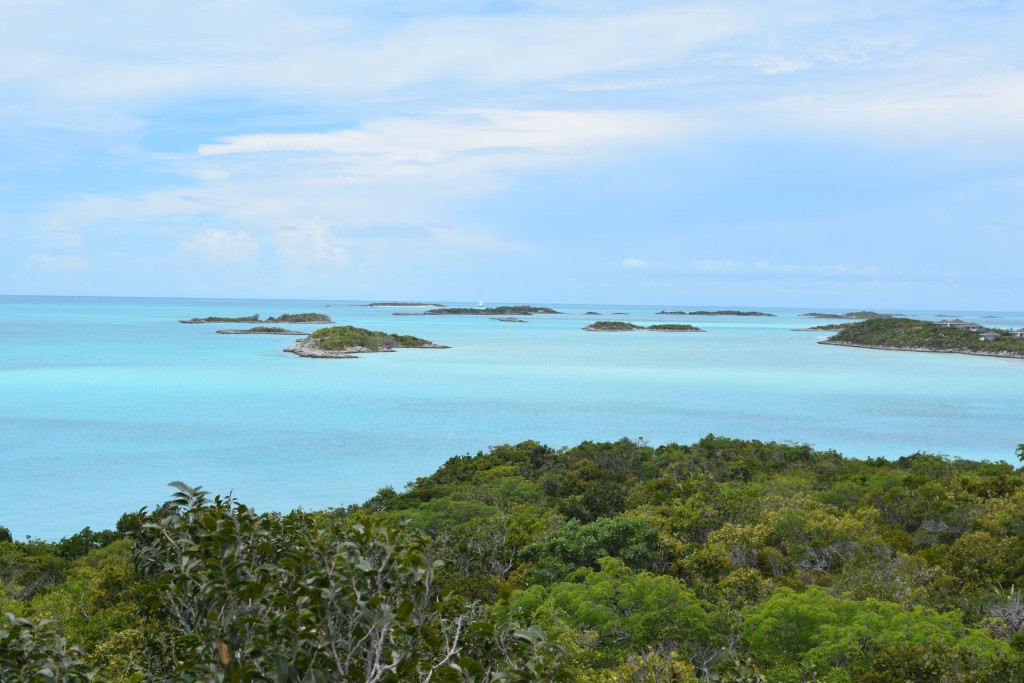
(264, 313), (332, 324)
(305, 325), (439, 351)
(5, 436), (1024, 680)
(423, 307), (560, 315)
(827, 317), (1024, 355)
(585, 321), (703, 332)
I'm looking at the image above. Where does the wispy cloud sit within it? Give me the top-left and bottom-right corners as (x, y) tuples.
(178, 229), (259, 264)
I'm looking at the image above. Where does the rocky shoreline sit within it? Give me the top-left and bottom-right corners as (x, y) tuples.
(284, 337), (449, 359)
(216, 327), (304, 335)
(820, 340), (1024, 359)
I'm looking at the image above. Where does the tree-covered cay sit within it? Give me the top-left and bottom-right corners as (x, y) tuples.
(180, 313), (332, 324)
(586, 321), (703, 332)
(824, 317), (1024, 358)
(423, 306), (561, 315)
(285, 325), (449, 358)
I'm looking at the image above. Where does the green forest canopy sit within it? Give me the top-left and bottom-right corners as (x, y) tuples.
(5, 436), (1024, 681)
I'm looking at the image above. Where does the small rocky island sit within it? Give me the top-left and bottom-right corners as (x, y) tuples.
(585, 321), (704, 332)
(180, 312), (332, 324)
(793, 323), (850, 332)
(800, 311), (893, 320)
(821, 318), (1024, 358)
(285, 325), (449, 358)
(658, 310), (775, 317)
(492, 317), (526, 323)
(584, 311), (601, 315)
(420, 306), (561, 316)
(360, 302), (444, 308)
(216, 326), (304, 335)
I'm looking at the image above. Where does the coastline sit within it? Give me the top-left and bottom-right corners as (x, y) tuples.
(820, 339), (1024, 360)
(284, 338), (450, 358)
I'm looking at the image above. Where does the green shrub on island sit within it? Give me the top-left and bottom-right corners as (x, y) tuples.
(11, 435), (1024, 681)
(586, 320), (643, 331)
(179, 314), (260, 324)
(586, 321), (703, 332)
(264, 312), (332, 323)
(305, 325), (440, 351)
(825, 317), (1024, 357)
(424, 306), (561, 315)
(803, 323), (850, 331)
(180, 312), (332, 324)
(801, 311), (892, 319)
(216, 326), (303, 335)
(647, 323), (703, 332)
(365, 302), (443, 307)
(658, 310), (775, 317)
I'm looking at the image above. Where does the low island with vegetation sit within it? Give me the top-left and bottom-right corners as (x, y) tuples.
(215, 326), (304, 335)
(285, 325), (448, 358)
(421, 305), (562, 316)
(360, 302), (444, 307)
(180, 312), (332, 324)
(801, 311), (893, 320)
(659, 310), (775, 317)
(586, 321), (704, 332)
(794, 323), (851, 332)
(822, 317), (1024, 358)
(6, 435), (1024, 681)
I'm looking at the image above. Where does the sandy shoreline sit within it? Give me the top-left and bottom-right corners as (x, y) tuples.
(820, 340), (1024, 360)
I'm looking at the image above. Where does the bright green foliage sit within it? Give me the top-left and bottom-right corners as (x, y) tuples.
(509, 558), (732, 676)
(9, 435), (1024, 680)
(0, 612), (96, 682)
(131, 482), (568, 682)
(520, 517), (666, 583)
(305, 325), (439, 351)
(743, 587), (1011, 674)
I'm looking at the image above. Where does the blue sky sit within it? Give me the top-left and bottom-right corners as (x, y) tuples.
(2, 0), (1023, 307)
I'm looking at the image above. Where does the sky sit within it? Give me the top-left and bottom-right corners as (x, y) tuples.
(2, 0), (1023, 308)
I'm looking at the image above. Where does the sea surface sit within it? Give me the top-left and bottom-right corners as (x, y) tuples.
(3, 296), (1024, 539)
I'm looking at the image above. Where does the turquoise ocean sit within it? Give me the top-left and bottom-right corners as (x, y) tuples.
(2, 295), (1023, 539)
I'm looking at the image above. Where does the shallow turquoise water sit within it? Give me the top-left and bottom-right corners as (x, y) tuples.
(2, 296), (1023, 539)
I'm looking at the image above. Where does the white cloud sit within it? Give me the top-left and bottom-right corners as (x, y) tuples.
(178, 229), (258, 264)
(198, 109), (683, 168)
(687, 259), (881, 277)
(24, 254), (88, 272)
(272, 219), (350, 271)
(33, 230), (83, 249)
(622, 258), (648, 269)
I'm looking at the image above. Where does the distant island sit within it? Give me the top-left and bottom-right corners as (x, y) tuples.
(421, 306), (561, 316)
(800, 311), (893, 320)
(585, 321), (703, 332)
(793, 323), (850, 332)
(216, 326), (304, 335)
(180, 312), (332, 324)
(584, 311), (601, 315)
(658, 310), (775, 317)
(821, 318), (1024, 358)
(285, 325), (448, 358)
(492, 317), (526, 323)
(360, 302), (443, 308)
